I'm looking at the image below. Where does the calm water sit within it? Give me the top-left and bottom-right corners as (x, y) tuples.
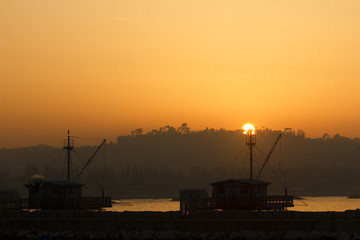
(108, 197), (360, 212)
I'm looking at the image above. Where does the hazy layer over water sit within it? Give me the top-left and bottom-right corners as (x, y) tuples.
(109, 197), (360, 212)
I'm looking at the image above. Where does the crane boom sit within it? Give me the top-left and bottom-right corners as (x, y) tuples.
(256, 134), (282, 180)
(74, 139), (106, 182)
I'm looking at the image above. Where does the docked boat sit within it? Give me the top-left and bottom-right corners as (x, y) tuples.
(180, 124), (294, 214)
(24, 131), (112, 210)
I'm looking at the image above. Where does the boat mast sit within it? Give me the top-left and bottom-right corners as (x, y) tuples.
(245, 129), (256, 179)
(64, 130), (74, 181)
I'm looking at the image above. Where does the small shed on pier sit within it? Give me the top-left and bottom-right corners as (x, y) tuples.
(180, 189), (210, 215)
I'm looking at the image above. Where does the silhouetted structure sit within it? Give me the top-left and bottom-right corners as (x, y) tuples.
(25, 180), (111, 209)
(0, 190), (22, 209)
(22, 131), (111, 210)
(180, 189), (210, 214)
(211, 179), (293, 210)
(180, 125), (294, 213)
(2, 124), (358, 198)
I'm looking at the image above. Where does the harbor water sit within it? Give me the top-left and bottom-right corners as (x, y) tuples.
(109, 196), (360, 212)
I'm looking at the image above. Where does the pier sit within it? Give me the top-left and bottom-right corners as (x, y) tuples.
(1, 209), (360, 233)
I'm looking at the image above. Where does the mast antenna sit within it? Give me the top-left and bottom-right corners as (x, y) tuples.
(64, 129), (74, 181)
(242, 124), (256, 179)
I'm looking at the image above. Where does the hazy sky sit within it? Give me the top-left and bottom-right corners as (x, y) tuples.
(1, 0), (360, 148)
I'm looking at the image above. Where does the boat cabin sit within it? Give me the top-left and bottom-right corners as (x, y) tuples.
(211, 179), (270, 210)
(25, 180), (84, 209)
(211, 178), (294, 210)
(25, 178), (112, 210)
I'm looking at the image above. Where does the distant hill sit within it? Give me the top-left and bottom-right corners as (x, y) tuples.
(1, 124), (360, 197)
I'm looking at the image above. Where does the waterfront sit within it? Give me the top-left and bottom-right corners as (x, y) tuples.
(109, 196), (360, 212)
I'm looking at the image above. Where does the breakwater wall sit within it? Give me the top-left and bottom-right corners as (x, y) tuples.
(1, 209), (360, 233)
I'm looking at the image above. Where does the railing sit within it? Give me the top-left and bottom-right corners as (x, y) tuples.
(20, 197), (112, 210)
(80, 197), (112, 209)
(0, 199), (24, 209)
(266, 195), (294, 208)
(213, 195), (294, 210)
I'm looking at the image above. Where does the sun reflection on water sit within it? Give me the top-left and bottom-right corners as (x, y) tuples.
(107, 197), (360, 212)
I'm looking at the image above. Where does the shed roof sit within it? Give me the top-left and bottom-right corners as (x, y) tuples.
(210, 179), (270, 186)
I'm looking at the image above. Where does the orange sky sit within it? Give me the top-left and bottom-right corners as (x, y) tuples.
(1, 0), (360, 148)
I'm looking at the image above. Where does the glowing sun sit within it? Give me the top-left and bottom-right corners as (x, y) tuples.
(242, 123), (255, 134)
